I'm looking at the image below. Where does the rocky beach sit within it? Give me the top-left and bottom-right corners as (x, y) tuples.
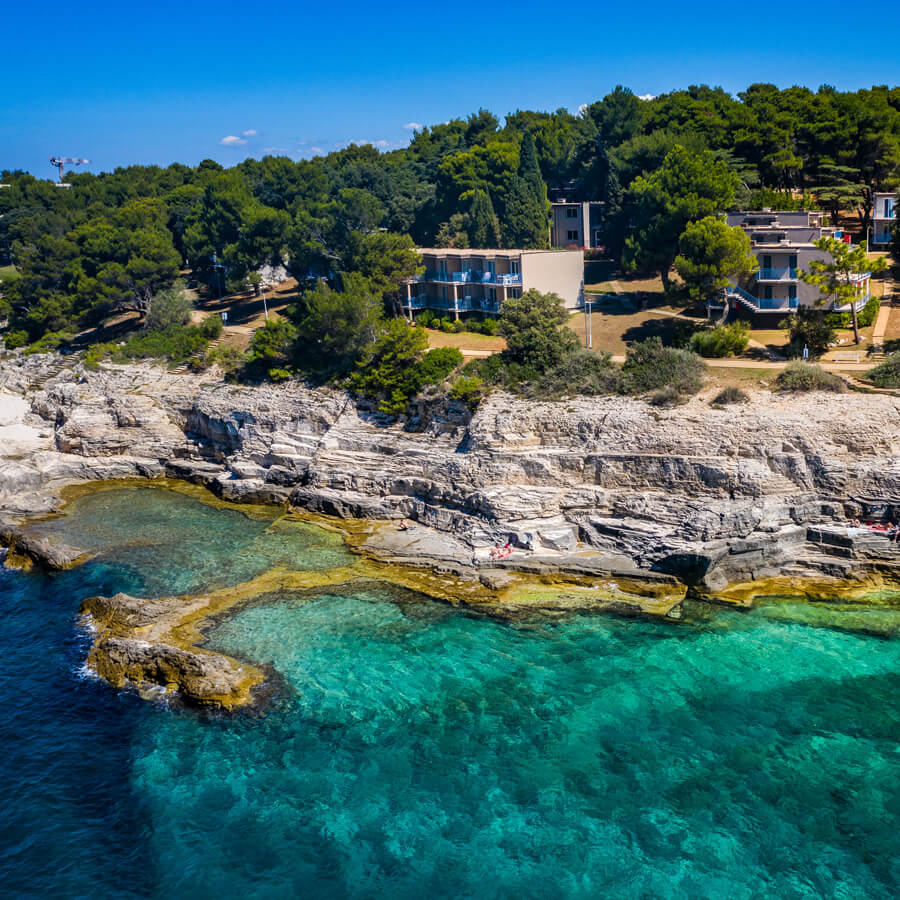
(2, 351), (900, 704)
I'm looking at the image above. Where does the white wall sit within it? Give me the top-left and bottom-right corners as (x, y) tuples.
(521, 250), (585, 309)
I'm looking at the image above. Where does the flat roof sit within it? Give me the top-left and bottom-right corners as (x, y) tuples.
(416, 247), (582, 256)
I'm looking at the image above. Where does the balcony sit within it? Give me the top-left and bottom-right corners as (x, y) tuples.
(421, 268), (522, 287)
(873, 232), (892, 244)
(756, 267), (798, 281)
(724, 285), (798, 312)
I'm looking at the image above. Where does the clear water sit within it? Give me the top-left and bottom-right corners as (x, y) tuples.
(2, 487), (900, 898)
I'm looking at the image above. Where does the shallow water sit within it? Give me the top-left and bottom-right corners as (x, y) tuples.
(2, 487), (900, 897)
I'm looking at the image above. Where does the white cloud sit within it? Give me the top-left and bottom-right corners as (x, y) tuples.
(637, 94), (656, 101)
(308, 146), (324, 155)
(403, 122), (423, 131)
(219, 135), (247, 146)
(577, 103), (589, 116)
(242, 129), (258, 137)
(263, 147), (287, 153)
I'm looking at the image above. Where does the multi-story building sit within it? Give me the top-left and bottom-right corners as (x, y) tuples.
(872, 192), (897, 246)
(720, 210), (871, 318)
(550, 201), (604, 249)
(402, 248), (584, 320)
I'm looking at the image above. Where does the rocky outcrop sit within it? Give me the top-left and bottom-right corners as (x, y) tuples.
(3, 352), (900, 594)
(81, 591), (265, 708)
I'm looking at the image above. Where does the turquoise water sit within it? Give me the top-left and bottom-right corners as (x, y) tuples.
(2, 488), (900, 897)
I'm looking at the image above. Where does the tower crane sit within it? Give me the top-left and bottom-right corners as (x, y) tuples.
(49, 156), (90, 184)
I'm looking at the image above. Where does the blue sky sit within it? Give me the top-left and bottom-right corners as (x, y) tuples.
(3, 0), (899, 177)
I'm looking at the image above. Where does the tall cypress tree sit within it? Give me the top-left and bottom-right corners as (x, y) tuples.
(467, 189), (501, 248)
(502, 132), (550, 248)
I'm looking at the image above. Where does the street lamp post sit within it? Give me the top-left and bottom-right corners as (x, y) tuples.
(260, 283), (269, 321)
(584, 297), (592, 349)
(866, 226), (872, 254)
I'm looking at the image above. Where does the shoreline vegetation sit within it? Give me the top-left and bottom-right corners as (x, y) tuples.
(5, 478), (900, 710)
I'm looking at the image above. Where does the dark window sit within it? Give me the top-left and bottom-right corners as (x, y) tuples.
(566, 207), (578, 218)
(566, 230), (579, 240)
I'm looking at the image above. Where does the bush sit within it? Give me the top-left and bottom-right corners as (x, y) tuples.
(689, 322), (749, 358)
(449, 375), (485, 406)
(144, 286), (193, 331)
(776, 361), (846, 393)
(537, 349), (618, 397)
(864, 352), (900, 388)
(783, 308), (834, 358)
(648, 385), (683, 407)
(23, 331), (75, 355)
(83, 342), (116, 371)
(620, 337), (706, 396)
(201, 314), (224, 339)
(415, 310), (436, 329)
(202, 344), (247, 376)
(115, 325), (208, 364)
(711, 386), (749, 405)
(3, 330), (28, 350)
(248, 318), (297, 363)
(480, 317), (500, 336)
(415, 347), (464, 385)
(824, 295), (881, 330)
(267, 367), (293, 383)
(451, 319), (466, 333)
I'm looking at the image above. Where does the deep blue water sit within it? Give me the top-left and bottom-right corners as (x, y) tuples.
(2, 487), (900, 898)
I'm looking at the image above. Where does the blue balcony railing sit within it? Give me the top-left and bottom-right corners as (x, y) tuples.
(756, 267), (798, 281)
(725, 284), (798, 311)
(873, 233), (892, 244)
(423, 269), (522, 286)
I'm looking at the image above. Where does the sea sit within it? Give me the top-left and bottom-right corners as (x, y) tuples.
(1, 485), (899, 898)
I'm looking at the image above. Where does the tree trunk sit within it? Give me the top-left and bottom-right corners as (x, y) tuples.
(660, 265), (670, 290)
(851, 301), (861, 346)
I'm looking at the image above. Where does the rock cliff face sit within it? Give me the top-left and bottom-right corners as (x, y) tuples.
(2, 352), (900, 591)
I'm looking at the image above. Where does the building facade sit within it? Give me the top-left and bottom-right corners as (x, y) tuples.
(550, 201), (604, 249)
(872, 192), (897, 246)
(721, 211), (870, 318)
(403, 248), (584, 319)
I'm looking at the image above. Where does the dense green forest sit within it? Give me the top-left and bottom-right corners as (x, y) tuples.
(2, 82), (899, 349)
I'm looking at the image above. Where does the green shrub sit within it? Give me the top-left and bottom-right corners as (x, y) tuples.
(201, 314), (224, 339)
(415, 310), (436, 328)
(480, 317), (500, 336)
(248, 318), (297, 363)
(776, 361), (846, 393)
(451, 319), (466, 333)
(3, 330), (28, 350)
(711, 386), (749, 405)
(864, 352), (900, 388)
(689, 322), (749, 358)
(648, 385), (683, 407)
(449, 375), (485, 406)
(115, 325), (208, 364)
(783, 308), (834, 358)
(415, 347), (464, 385)
(267, 367), (293, 383)
(620, 337), (706, 396)
(83, 342), (116, 371)
(538, 349), (618, 397)
(438, 317), (455, 333)
(203, 344), (247, 376)
(144, 285), (193, 331)
(24, 331), (75, 355)
(825, 296), (881, 330)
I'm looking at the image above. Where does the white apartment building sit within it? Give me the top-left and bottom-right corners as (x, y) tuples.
(720, 211), (871, 318)
(550, 201), (604, 249)
(402, 248), (584, 320)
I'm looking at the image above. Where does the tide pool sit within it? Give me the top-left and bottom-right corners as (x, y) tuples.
(2, 486), (900, 898)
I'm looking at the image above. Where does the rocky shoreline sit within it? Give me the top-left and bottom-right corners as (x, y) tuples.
(3, 350), (900, 706)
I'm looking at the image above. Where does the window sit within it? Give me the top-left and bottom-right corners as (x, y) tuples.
(566, 207), (578, 218)
(566, 230), (579, 241)
(788, 285), (797, 299)
(487, 287), (496, 302)
(886, 198), (895, 218)
(510, 260), (520, 275)
(509, 288), (522, 299)
(764, 286), (773, 300)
